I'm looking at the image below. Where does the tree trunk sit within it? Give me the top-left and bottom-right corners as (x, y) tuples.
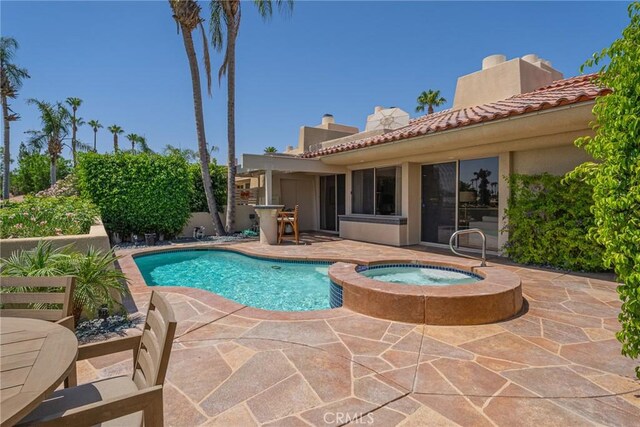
(2, 94), (10, 199)
(71, 108), (77, 167)
(50, 153), (57, 186)
(180, 26), (225, 236)
(114, 134), (118, 152)
(93, 130), (97, 152)
(225, 28), (237, 234)
(428, 105), (434, 115)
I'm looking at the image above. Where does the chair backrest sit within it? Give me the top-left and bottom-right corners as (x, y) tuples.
(283, 205), (298, 222)
(132, 291), (177, 390)
(0, 276), (75, 321)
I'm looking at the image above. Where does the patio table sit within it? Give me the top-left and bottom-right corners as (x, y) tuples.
(0, 317), (78, 427)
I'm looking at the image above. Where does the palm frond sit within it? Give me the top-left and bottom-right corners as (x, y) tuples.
(0, 242), (129, 319)
(76, 140), (92, 152)
(87, 119), (102, 131)
(65, 97), (83, 109)
(1, 37), (30, 95)
(199, 22), (212, 95)
(253, 0), (293, 20)
(209, 0), (225, 51)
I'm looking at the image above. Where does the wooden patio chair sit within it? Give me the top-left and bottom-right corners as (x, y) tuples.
(17, 291), (177, 427)
(277, 205), (300, 244)
(0, 276), (77, 386)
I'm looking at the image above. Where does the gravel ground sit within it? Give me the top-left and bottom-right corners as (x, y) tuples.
(76, 314), (145, 344)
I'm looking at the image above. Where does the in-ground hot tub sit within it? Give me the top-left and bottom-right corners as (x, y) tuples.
(359, 264), (483, 286)
(329, 261), (522, 325)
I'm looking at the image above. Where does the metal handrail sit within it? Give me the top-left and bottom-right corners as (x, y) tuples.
(449, 228), (487, 267)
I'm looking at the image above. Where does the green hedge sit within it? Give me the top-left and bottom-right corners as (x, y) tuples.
(0, 196), (99, 238)
(503, 172), (606, 272)
(77, 153), (192, 237)
(188, 162), (227, 213)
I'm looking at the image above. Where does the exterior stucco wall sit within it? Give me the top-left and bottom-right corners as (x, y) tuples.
(339, 143), (592, 250)
(0, 221), (111, 258)
(403, 162), (422, 245)
(498, 152), (513, 251)
(512, 145), (592, 176)
(340, 219), (408, 246)
(453, 58), (562, 110)
(271, 173), (317, 231)
(180, 206), (256, 237)
(296, 127), (357, 153)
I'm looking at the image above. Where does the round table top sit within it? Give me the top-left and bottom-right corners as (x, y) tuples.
(0, 318), (78, 427)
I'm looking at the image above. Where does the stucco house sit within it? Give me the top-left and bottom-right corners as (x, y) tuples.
(238, 53), (609, 253)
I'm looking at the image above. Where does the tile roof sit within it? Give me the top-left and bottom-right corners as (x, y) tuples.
(300, 73), (609, 158)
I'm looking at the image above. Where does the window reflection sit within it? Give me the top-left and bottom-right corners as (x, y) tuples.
(352, 167), (401, 216)
(458, 157), (499, 250)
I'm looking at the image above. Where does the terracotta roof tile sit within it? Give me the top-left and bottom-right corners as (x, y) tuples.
(300, 73), (609, 159)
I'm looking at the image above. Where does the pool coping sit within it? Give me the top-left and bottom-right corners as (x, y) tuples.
(329, 261), (522, 324)
(118, 242), (518, 323)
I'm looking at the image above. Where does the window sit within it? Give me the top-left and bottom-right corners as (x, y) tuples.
(352, 167), (401, 215)
(458, 157), (499, 250)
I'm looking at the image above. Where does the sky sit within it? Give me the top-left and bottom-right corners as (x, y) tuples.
(1, 1), (631, 165)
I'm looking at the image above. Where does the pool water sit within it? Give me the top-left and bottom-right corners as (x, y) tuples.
(360, 266), (481, 286)
(134, 250), (331, 311)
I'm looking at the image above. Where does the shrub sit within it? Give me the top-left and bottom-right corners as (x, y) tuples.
(188, 162), (227, 212)
(77, 152), (192, 237)
(36, 174), (79, 197)
(10, 150), (70, 195)
(503, 172), (606, 272)
(0, 196), (99, 238)
(0, 241), (129, 323)
(570, 2), (640, 377)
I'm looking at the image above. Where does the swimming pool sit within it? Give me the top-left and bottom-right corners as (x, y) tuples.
(134, 250), (331, 311)
(358, 264), (482, 286)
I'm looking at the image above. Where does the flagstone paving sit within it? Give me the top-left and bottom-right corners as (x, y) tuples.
(76, 236), (640, 426)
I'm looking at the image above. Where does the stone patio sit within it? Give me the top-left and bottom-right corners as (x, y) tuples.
(79, 236), (639, 426)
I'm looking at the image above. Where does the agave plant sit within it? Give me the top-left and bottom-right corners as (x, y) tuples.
(0, 241), (129, 323)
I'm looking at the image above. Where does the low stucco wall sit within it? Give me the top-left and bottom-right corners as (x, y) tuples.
(0, 221), (111, 258)
(180, 205), (256, 237)
(339, 216), (408, 246)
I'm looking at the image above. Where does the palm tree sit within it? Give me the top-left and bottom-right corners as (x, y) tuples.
(107, 125), (124, 152)
(125, 133), (139, 153)
(136, 135), (153, 154)
(1, 37), (30, 199)
(415, 89), (446, 115)
(164, 144), (198, 162)
(210, 0), (293, 233)
(169, 0), (225, 236)
(65, 97), (83, 167)
(26, 99), (71, 186)
(87, 119), (102, 152)
(264, 146), (277, 153)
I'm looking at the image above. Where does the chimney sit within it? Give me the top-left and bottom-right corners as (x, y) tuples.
(452, 54), (564, 110)
(321, 114), (335, 125)
(482, 54), (506, 70)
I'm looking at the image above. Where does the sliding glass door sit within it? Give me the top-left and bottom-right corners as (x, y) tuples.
(421, 158), (499, 250)
(458, 157), (499, 250)
(320, 174), (345, 232)
(421, 163), (456, 244)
